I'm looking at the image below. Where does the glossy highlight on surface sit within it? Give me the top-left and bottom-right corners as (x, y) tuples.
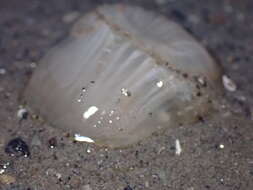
(24, 4), (223, 148)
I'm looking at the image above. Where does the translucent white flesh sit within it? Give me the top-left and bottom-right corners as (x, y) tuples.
(25, 5), (222, 148)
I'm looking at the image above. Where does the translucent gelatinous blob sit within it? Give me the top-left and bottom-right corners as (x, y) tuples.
(24, 4), (223, 148)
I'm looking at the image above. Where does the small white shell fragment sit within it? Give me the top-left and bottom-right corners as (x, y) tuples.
(83, 106), (98, 119)
(86, 147), (92, 153)
(197, 76), (206, 86)
(55, 173), (62, 179)
(175, 139), (182, 155)
(74, 134), (95, 143)
(158, 146), (165, 154)
(121, 88), (131, 97)
(17, 107), (28, 119)
(219, 144), (225, 149)
(0, 162), (9, 174)
(156, 81), (164, 88)
(222, 75), (237, 92)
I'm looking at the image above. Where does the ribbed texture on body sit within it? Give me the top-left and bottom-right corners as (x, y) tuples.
(25, 5), (222, 147)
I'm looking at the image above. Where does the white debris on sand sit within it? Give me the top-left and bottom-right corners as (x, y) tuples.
(17, 107), (28, 119)
(74, 134), (95, 143)
(86, 147), (92, 153)
(222, 75), (237, 92)
(175, 139), (182, 156)
(156, 81), (164, 88)
(121, 88), (131, 97)
(0, 162), (10, 174)
(83, 106), (98, 119)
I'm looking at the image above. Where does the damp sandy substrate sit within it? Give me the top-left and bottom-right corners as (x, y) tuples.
(0, 0), (253, 189)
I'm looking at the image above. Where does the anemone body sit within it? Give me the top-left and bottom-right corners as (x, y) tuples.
(25, 5), (222, 148)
